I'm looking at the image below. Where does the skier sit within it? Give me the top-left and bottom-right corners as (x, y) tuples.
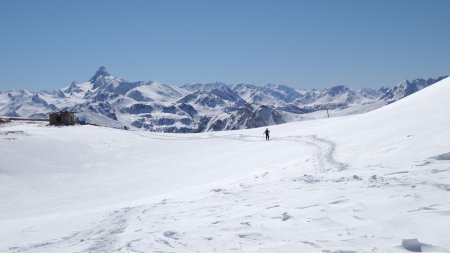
(263, 128), (270, 141)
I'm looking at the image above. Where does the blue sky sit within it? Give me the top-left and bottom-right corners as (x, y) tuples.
(0, 0), (449, 91)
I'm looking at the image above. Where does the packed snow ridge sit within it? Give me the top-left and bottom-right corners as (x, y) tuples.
(1, 76), (450, 252)
(0, 67), (447, 132)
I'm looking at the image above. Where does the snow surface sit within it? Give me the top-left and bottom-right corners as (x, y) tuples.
(1, 77), (450, 252)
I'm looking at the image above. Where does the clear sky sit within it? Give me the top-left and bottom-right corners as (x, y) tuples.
(1, 0), (449, 91)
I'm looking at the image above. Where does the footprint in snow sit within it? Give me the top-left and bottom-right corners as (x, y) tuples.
(281, 212), (292, 221)
(238, 233), (262, 239)
(328, 199), (348, 205)
(163, 231), (180, 240)
(299, 240), (320, 248)
(266, 204), (279, 209)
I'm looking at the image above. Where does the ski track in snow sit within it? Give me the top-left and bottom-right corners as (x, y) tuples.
(132, 132), (348, 173)
(4, 133), (350, 253)
(8, 208), (133, 253)
(210, 133), (348, 173)
(3, 132), (450, 253)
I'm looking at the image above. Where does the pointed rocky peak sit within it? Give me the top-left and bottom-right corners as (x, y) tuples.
(89, 66), (111, 83)
(64, 81), (78, 91)
(397, 79), (410, 88)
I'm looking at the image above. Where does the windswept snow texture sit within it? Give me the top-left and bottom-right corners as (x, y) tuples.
(1, 77), (450, 252)
(0, 67), (446, 132)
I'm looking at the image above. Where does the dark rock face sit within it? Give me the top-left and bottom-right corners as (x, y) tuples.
(206, 104), (286, 131)
(162, 105), (177, 114)
(277, 104), (313, 114)
(31, 94), (48, 106)
(121, 104), (154, 114)
(127, 90), (153, 102)
(177, 103), (197, 117)
(83, 102), (117, 120)
(156, 118), (176, 126)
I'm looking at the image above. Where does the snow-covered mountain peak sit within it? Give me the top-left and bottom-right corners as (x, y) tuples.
(128, 81), (187, 103)
(323, 85), (351, 96)
(89, 66), (111, 82)
(181, 82), (229, 92)
(88, 66), (127, 90)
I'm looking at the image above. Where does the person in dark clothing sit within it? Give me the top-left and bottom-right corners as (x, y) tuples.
(263, 128), (270, 141)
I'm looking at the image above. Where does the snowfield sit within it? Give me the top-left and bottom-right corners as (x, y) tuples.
(1, 77), (450, 252)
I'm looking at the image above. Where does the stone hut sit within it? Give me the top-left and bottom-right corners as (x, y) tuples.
(0, 118), (11, 124)
(49, 111), (75, 126)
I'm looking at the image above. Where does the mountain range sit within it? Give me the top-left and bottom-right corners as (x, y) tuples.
(0, 67), (447, 132)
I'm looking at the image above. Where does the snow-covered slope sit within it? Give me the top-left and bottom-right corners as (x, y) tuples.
(1, 77), (449, 252)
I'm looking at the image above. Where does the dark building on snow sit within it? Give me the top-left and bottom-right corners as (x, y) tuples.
(49, 111), (75, 126)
